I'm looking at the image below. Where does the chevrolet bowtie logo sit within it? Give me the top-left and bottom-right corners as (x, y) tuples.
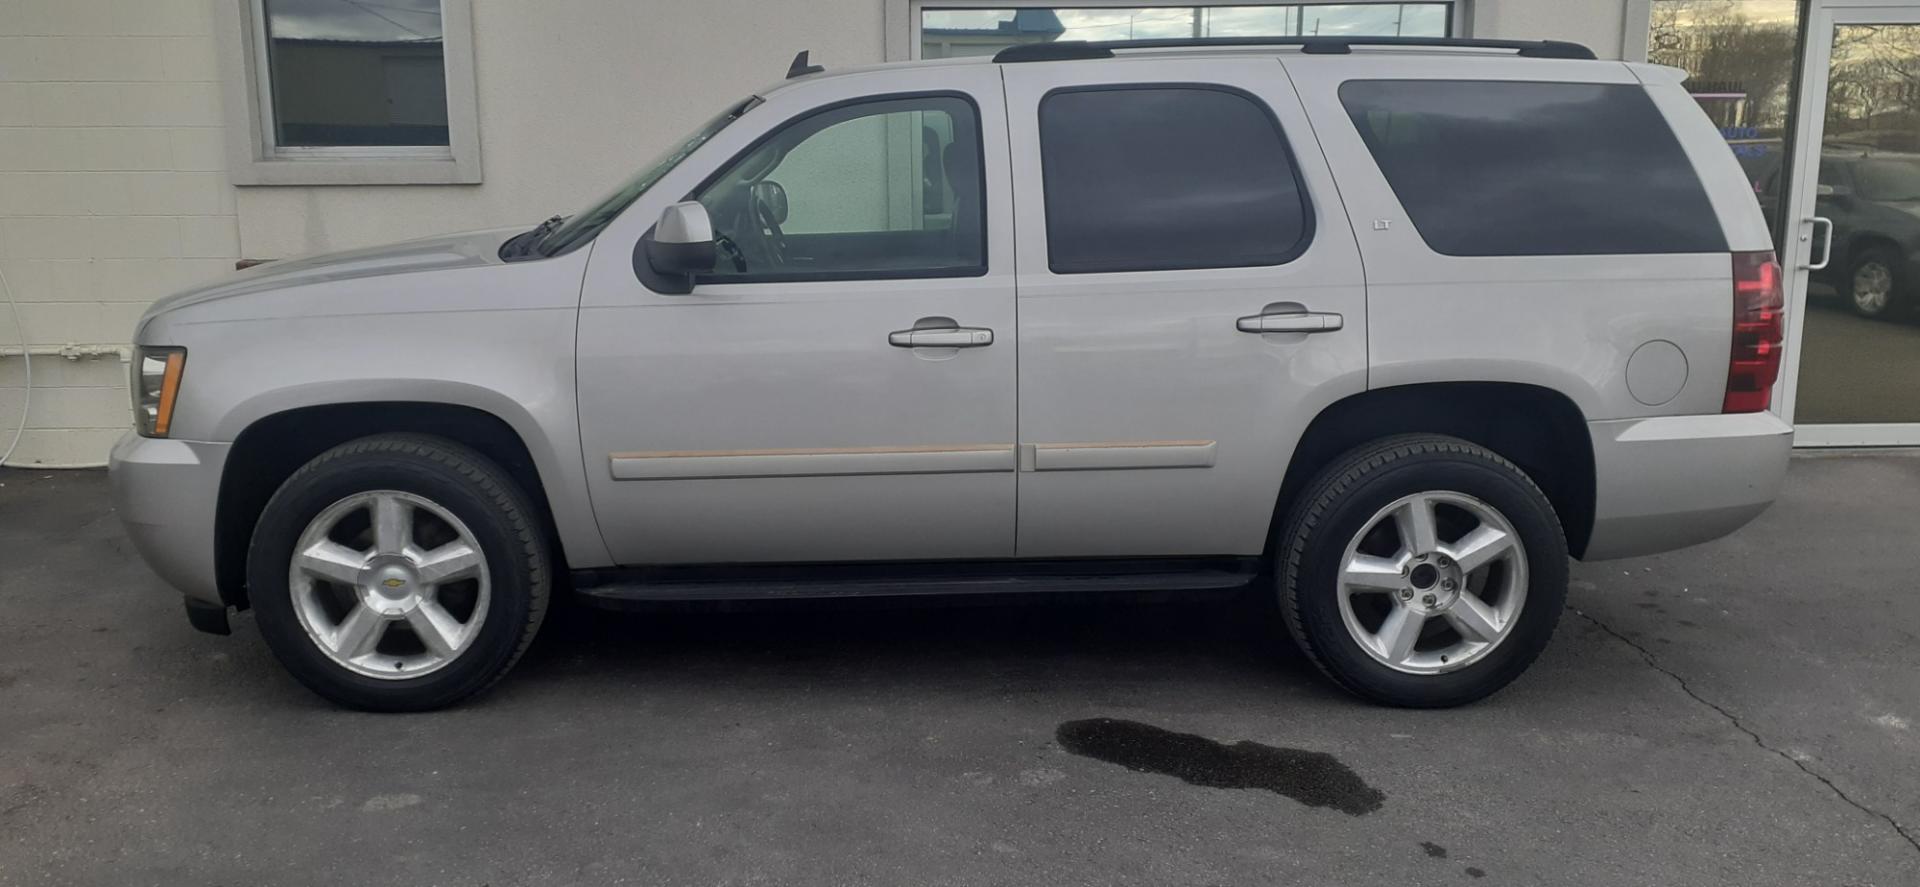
(383, 578), (407, 588)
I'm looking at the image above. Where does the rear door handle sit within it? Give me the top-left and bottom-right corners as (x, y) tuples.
(888, 326), (994, 348)
(1236, 311), (1343, 334)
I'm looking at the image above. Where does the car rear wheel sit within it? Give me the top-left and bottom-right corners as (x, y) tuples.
(1848, 245), (1904, 319)
(1276, 434), (1567, 707)
(248, 433), (550, 711)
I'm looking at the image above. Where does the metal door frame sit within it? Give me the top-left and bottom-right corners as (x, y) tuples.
(1777, 0), (1920, 446)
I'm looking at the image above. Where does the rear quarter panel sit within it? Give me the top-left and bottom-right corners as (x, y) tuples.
(1283, 56), (1753, 421)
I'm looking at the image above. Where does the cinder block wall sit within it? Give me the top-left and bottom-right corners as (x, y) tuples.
(0, 0), (239, 466)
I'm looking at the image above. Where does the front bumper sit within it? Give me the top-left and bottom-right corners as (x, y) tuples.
(108, 432), (230, 606)
(1582, 411), (1793, 560)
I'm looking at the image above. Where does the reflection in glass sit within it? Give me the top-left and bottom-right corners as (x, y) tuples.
(920, 4), (1451, 59)
(1797, 25), (1920, 425)
(1648, 1), (1800, 242)
(262, 0), (449, 147)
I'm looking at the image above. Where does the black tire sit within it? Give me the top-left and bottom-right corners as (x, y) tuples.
(1275, 434), (1567, 708)
(1846, 244), (1905, 319)
(247, 433), (550, 711)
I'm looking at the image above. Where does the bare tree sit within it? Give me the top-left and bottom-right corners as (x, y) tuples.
(1649, 0), (1798, 134)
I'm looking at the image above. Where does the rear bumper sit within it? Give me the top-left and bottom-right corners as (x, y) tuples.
(1582, 412), (1793, 560)
(108, 432), (229, 606)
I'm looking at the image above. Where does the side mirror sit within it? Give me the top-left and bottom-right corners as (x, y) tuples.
(639, 201), (716, 294)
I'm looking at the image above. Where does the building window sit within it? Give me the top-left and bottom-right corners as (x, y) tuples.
(262, 0), (451, 149)
(917, 3), (1454, 59)
(218, 0), (482, 185)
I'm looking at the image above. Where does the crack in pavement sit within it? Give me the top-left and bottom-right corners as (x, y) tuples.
(1573, 606), (1920, 856)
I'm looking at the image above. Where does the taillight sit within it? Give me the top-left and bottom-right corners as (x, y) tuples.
(1724, 250), (1784, 413)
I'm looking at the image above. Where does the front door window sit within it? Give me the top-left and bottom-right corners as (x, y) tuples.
(693, 96), (986, 281)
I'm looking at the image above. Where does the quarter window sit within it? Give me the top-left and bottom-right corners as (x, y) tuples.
(693, 96), (986, 281)
(1339, 80), (1727, 257)
(1038, 86), (1311, 274)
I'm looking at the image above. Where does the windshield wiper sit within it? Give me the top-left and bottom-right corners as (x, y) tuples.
(501, 215), (568, 261)
(527, 214), (567, 251)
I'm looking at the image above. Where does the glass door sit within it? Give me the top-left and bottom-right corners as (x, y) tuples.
(1779, 1), (1920, 445)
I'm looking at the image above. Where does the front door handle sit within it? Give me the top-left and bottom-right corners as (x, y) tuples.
(1236, 311), (1344, 334)
(888, 326), (994, 348)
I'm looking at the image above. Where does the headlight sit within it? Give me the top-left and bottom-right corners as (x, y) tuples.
(132, 346), (186, 438)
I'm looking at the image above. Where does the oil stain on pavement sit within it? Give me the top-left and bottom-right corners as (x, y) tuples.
(1055, 718), (1385, 815)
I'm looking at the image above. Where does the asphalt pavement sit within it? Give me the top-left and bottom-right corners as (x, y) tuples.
(2, 455), (1917, 886)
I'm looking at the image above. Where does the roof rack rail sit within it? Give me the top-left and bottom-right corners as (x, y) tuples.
(992, 36), (1597, 64)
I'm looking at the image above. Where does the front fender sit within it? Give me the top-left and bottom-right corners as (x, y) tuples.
(147, 250), (611, 567)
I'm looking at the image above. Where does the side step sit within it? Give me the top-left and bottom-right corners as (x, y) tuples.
(571, 557), (1262, 606)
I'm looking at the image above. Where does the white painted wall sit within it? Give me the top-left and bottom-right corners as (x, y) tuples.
(0, 0), (237, 466)
(0, 0), (1636, 467)
(1475, 0), (1630, 59)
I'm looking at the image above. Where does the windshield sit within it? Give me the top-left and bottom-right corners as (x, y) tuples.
(1851, 157), (1920, 202)
(538, 96), (761, 257)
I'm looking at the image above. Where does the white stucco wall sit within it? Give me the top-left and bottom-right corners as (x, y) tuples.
(0, 0), (1637, 467)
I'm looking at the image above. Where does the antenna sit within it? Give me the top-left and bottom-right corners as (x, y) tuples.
(787, 50), (824, 79)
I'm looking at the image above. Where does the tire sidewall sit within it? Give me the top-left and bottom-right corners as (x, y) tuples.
(1287, 449), (1567, 707)
(248, 446), (537, 710)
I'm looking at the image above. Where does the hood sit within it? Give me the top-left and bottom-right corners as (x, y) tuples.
(141, 226), (525, 323)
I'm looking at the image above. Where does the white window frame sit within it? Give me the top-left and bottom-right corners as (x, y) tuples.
(215, 0), (482, 186)
(887, 0), (1468, 61)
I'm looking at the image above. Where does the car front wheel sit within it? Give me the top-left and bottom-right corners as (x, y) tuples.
(1276, 434), (1567, 708)
(247, 433), (551, 711)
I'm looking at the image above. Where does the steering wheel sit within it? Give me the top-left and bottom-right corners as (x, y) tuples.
(750, 180), (790, 268)
(713, 231), (749, 273)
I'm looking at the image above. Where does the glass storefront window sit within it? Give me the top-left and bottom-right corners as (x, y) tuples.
(1648, 0), (1802, 240)
(1796, 24), (1920, 425)
(1653, 6), (1920, 427)
(920, 4), (1452, 59)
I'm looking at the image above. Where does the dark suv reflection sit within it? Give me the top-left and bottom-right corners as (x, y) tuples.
(1755, 146), (1920, 320)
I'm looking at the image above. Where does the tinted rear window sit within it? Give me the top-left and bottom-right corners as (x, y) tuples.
(1339, 80), (1726, 257)
(1039, 86), (1311, 273)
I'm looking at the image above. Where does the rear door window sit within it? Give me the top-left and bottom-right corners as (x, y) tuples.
(1038, 85), (1312, 274)
(1339, 80), (1727, 257)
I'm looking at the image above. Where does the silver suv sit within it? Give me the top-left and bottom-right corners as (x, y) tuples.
(110, 37), (1793, 711)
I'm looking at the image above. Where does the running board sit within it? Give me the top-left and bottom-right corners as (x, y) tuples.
(571, 558), (1262, 605)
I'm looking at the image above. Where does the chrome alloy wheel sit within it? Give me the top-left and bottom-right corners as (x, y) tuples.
(1853, 261), (1894, 315)
(1336, 491), (1528, 675)
(288, 490), (491, 680)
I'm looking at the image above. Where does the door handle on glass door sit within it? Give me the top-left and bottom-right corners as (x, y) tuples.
(1805, 216), (1833, 270)
(1236, 311), (1344, 334)
(888, 326), (994, 348)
